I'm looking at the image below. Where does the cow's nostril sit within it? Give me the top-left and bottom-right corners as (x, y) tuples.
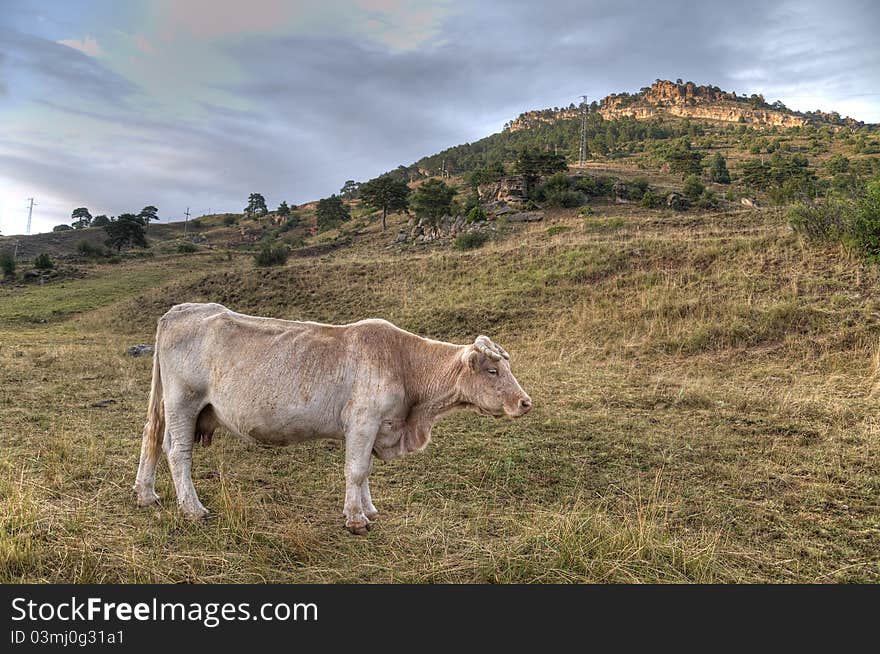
(520, 399), (532, 409)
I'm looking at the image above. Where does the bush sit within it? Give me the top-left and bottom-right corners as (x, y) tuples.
(254, 241), (289, 266)
(626, 177), (650, 201)
(695, 190), (719, 210)
(177, 242), (197, 253)
(0, 252), (15, 278)
(223, 215), (237, 226)
(709, 153), (731, 184)
(33, 252), (54, 269)
(668, 194), (691, 211)
(843, 178), (880, 260)
(466, 205), (487, 222)
(544, 188), (584, 208)
(576, 176), (615, 198)
(280, 215), (299, 232)
(788, 201), (846, 241)
(454, 231), (490, 250)
(76, 240), (106, 257)
(683, 174), (705, 200)
(640, 190), (660, 209)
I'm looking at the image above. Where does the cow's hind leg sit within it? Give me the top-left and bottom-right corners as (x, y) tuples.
(163, 395), (209, 521)
(134, 430), (161, 507)
(343, 422), (379, 535)
(360, 469), (379, 520)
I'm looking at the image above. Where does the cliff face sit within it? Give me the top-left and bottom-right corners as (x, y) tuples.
(600, 80), (807, 128)
(506, 80), (865, 132)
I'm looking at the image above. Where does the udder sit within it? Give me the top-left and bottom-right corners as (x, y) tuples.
(194, 405), (219, 447)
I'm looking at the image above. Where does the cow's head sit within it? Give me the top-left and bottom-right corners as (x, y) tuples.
(458, 335), (532, 418)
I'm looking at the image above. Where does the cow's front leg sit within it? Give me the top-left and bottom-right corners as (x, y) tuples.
(343, 422), (378, 535)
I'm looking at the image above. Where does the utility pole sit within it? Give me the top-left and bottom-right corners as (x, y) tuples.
(183, 207), (191, 237)
(579, 95), (589, 167)
(14, 198), (36, 260)
(25, 198), (35, 235)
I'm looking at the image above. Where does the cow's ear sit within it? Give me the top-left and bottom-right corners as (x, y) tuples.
(466, 348), (481, 371)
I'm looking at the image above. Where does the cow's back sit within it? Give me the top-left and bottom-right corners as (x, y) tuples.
(154, 303), (386, 443)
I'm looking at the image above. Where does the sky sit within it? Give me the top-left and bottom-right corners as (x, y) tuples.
(1, 0), (879, 235)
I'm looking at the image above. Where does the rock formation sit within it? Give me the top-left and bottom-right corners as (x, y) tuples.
(505, 80), (866, 133)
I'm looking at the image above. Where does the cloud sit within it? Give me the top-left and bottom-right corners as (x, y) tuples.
(3, 28), (133, 107)
(57, 34), (102, 57)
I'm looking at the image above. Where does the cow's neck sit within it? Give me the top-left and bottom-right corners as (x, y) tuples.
(407, 341), (466, 421)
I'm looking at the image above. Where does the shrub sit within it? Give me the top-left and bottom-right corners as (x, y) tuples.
(177, 242), (197, 253)
(640, 190), (660, 209)
(546, 225), (571, 237)
(280, 215), (299, 232)
(544, 188), (584, 208)
(825, 154), (850, 175)
(33, 252), (54, 269)
(223, 215), (237, 226)
(53, 224), (72, 232)
(695, 190), (718, 210)
(843, 178), (880, 260)
(0, 252), (15, 278)
(683, 174), (705, 200)
(466, 205), (487, 222)
(454, 231), (490, 250)
(76, 240), (106, 257)
(254, 241), (289, 266)
(576, 176), (615, 198)
(668, 194), (691, 211)
(709, 153), (731, 184)
(788, 201), (846, 241)
(626, 177), (650, 201)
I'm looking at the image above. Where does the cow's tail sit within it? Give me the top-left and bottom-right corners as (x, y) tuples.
(135, 332), (164, 497)
(143, 345), (164, 457)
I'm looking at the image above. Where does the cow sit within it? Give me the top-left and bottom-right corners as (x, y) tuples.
(133, 303), (532, 534)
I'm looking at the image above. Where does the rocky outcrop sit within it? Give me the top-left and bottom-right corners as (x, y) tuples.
(404, 215), (496, 244)
(478, 175), (528, 203)
(504, 80), (866, 134)
(600, 81), (808, 128)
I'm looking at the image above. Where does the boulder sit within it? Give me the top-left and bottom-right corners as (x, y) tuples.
(126, 344), (154, 357)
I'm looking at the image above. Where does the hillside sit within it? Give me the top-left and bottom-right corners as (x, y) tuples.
(2, 162), (880, 582)
(409, 80), (876, 179)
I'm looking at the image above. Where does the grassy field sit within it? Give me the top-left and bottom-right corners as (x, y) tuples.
(1, 192), (878, 584)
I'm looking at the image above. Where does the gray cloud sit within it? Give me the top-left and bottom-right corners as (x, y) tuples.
(2, 0), (879, 233)
(1, 28), (135, 107)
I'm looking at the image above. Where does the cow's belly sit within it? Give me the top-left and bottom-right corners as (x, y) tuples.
(211, 402), (344, 445)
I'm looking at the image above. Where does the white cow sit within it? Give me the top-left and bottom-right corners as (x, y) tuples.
(134, 303), (532, 534)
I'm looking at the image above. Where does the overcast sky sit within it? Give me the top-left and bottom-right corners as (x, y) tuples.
(1, 0), (878, 234)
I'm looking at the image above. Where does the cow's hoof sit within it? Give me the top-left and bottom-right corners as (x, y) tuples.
(345, 518), (371, 535)
(364, 509), (380, 520)
(136, 491), (160, 507)
(181, 506), (210, 522)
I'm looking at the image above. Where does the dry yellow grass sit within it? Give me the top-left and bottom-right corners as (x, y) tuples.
(1, 199), (878, 583)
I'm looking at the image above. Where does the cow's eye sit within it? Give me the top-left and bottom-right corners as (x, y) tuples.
(487, 368), (498, 375)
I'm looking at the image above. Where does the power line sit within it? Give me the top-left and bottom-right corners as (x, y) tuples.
(183, 207), (191, 237)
